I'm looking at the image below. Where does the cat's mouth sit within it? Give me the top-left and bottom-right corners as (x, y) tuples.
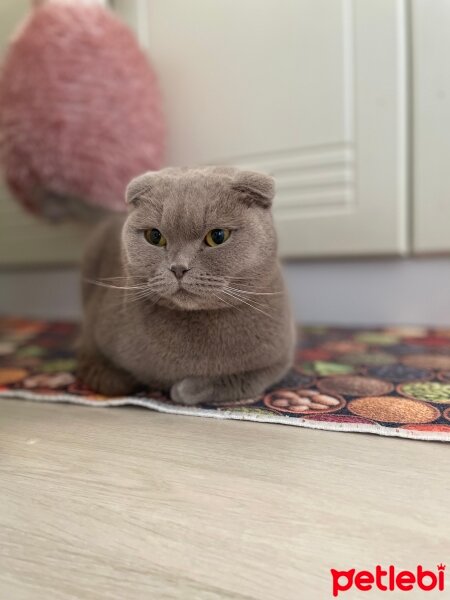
(153, 275), (228, 310)
(173, 287), (193, 298)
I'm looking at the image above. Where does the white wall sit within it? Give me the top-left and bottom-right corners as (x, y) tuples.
(284, 258), (450, 326)
(1, 257), (449, 326)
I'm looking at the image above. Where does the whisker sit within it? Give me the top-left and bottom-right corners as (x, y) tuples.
(226, 276), (269, 282)
(126, 294), (155, 307)
(222, 289), (274, 319)
(226, 278), (282, 292)
(222, 293), (273, 319)
(125, 288), (160, 307)
(100, 290), (147, 310)
(212, 292), (238, 310)
(195, 273), (278, 293)
(84, 286), (159, 316)
(226, 286), (282, 296)
(225, 277), (257, 282)
(94, 276), (148, 283)
(84, 278), (148, 291)
(224, 287), (270, 309)
(196, 275), (225, 284)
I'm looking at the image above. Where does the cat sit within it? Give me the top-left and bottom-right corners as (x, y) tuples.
(77, 166), (295, 405)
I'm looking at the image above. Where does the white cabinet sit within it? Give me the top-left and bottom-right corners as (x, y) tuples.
(3, 0), (445, 264)
(131, 0), (409, 258)
(412, 0), (450, 253)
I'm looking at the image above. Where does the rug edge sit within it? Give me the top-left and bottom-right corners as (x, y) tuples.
(1, 389), (449, 443)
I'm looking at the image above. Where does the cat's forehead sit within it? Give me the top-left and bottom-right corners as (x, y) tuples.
(138, 172), (245, 234)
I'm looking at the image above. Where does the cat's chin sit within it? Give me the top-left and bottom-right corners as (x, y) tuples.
(158, 289), (223, 312)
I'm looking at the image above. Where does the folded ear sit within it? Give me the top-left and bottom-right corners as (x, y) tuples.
(230, 170), (275, 209)
(125, 171), (158, 205)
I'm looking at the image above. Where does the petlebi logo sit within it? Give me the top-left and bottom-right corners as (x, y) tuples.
(330, 564), (446, 597)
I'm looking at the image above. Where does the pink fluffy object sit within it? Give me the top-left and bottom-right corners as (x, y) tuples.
(0, 1), (165, 220)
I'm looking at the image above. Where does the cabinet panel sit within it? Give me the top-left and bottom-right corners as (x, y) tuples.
(133, 0), (408, 257)
(0, 0), (409, 264)
(412, 0), (450, 253)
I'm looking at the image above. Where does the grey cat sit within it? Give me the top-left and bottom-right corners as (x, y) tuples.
(77, 166), (295, 405)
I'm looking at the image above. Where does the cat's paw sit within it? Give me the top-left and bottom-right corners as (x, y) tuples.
(170, 377), (213, 406)
(77, 356), (138, 396)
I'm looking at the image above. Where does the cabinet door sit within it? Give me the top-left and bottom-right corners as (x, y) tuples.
(412, 0), (450, 253)
(125, 0), (408, 257)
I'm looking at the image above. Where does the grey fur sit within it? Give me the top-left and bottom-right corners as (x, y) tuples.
(78, 166), (295, 405)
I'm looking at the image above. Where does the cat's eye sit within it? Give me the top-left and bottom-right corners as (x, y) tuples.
(144, 228), (167, 247)
(205, 228), (231, 247)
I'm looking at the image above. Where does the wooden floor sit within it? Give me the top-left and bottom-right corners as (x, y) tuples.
(0, 398), (448, 600)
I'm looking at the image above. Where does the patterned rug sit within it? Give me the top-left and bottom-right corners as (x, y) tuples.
(1, 317), (450, 441)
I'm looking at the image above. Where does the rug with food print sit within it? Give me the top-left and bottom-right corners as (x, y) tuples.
(1, 317), (450, 442)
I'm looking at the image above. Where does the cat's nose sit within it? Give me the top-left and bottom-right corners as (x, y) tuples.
(169, 264), (189, 280)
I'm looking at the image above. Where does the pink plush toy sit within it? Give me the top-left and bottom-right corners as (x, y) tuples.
(0, 1), (165, 220)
